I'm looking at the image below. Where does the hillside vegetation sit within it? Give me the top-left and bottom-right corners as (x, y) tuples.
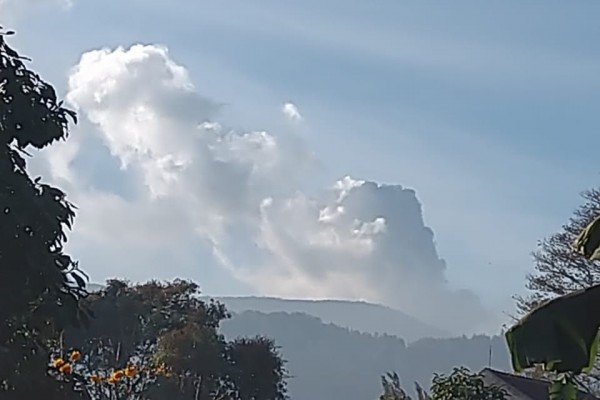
(222, 311), (510, 400)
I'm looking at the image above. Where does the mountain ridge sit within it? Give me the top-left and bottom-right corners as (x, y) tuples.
(88, 283), (448, 341)
(211, 295), (449, 342)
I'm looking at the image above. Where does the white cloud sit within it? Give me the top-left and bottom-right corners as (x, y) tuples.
(282, 102), (302, 121)
(235, 178), (489, 333)
(38, 43), (492, 335)
(64, 45), (304, 239)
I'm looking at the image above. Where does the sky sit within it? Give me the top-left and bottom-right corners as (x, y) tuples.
(2, 0), (600, 335)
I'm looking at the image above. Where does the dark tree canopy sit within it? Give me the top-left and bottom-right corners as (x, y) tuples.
(0, 28), (86, 398)
(64, 280), (288, 400)
(227, 337), (287, 400)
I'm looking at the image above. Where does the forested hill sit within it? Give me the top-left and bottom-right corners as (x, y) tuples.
(212, 296), (448, 342)
(221, 311), (511, 400)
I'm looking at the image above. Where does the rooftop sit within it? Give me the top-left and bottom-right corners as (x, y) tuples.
(481, 368), (598, 400)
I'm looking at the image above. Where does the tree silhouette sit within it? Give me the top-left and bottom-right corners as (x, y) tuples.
(0, 28), (87, 398)
(227, 336), (287, 400)
(516, 188), (600, 314)
(379, 372), (412, 400)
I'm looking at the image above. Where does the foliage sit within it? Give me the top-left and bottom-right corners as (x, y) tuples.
(61, 280), (288, 400)
(429, 368), (507, 400)
(49, 349), (169, 400)
(506, 284), (600, 374)
(573, 216), (600, 261)
(64, 280), (228, 366)
(548, 374), (578, 400)
(227, 337), (287, 400)
(0, 27), (87, 398)
(379, 372), (412, 400)
(378, 368), (506, 400)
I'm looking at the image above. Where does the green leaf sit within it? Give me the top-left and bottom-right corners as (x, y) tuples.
(573, 216), (600, 260)
(505, 283), (600, 373)
(549, 376), (577, 400)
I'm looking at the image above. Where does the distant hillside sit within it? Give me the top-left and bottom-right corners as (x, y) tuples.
(88, 285), (445, 341)
(213, 296), (448, 342)
(221, 311), (511, 400)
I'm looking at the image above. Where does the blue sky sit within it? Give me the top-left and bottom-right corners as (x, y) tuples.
(4, 1), (600, 334)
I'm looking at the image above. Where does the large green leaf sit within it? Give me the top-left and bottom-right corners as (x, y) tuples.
(506, 283), (600, 374)
(573, 216), (600, 260)
(549, 376), (577, 400)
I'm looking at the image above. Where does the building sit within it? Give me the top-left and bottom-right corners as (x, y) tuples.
(480, 368), (597, 400)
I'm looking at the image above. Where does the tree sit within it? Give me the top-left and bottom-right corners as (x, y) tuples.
(61, 280), (288, 400)
(429, 368), (507, 400)
(60, 280), (227, 399)
(152, 318), (230, 399)
(0, 28), (87, 398)
(379, 372), (412, 400)
(378, 368), (506, 400)
(516, 187), (600, 313)
(227, 337), (287, 400)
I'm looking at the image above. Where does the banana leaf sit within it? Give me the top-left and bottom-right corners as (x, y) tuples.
(549, 377), (577, 400)
(506, 283), (600, 374)
(573, 216), (600, 260)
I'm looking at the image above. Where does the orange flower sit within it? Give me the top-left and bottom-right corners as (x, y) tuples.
(107, 377), (118, 385)
(90, 374), (102, 384)
(112, 370), (125, 380)
(153, 363), (168, 375)
(52, 358), (66, 368)
(69, 350), (81, 362)
(125, 366), (137, 378)
(59, 363), (72, 374)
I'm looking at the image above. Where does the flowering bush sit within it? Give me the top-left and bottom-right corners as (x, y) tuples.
(49, 350), (173, 400)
